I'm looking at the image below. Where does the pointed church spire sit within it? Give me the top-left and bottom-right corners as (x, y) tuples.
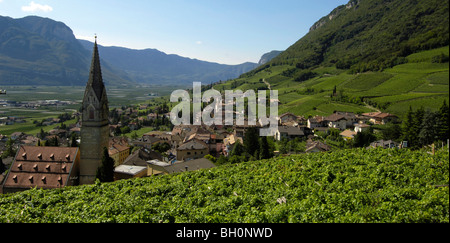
(87, 35), (105, 101)
(80, 35), (110, 185)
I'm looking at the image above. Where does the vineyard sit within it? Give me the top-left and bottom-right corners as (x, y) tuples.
(0, 148), (448, 223)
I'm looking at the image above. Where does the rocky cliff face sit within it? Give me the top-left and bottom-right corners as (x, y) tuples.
(258, 50), (283, 65)
(309, 0), (361, 32)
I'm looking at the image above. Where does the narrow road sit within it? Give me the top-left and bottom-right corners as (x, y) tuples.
(263, 79), (271, 90)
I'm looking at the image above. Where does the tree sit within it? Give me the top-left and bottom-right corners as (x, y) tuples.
(259, 136), (272, 160)
(70, 133), (79, 147)
(402, 106), (416, 147)
(382, 123), (402, 142)
(438, 100), (449, 141)
(230, 140), (245, 157)
(2, 138), (16, 159)
(131, 131), (139, 140)
(216, 155), (228, 165)
(411, 107), (425, 148)
(96, 147), (115, 183)
(279, 138), (289, 154)
(418, 110), (440, 146)
(204, 154), (216, 163)
(353, 129), (376, 148)
(244, 127), (260, 157)
(39, 128), (47, 139)
(0, 157), (6, 174)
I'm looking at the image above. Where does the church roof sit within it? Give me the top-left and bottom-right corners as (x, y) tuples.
(86, 38), (105, 101)
(2, 146), (79, 191)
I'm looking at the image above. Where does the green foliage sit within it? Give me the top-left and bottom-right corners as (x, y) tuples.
(243, 127), (260, 157)
(2, 138), (16, 159)
(353, 130), (376, 148)
(152, 142), (171, 154)
(0, 148), (448, 223)
(96, 147), (115, 183)
(269, 0), (449, 72)
(402, 101), (449, 148)
(204, 154), (216, 163)
(431, 53), (450, 63)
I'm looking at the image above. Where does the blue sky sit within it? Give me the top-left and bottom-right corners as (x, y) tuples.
(0, 0), (349, 64)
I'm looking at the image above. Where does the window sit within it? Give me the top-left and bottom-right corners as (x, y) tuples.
(89, 108), (95, 120)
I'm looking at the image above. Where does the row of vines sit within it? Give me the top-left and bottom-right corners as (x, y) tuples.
(0, 148), (448, 223)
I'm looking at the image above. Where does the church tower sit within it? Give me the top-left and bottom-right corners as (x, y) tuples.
(80, 37), (110, 185)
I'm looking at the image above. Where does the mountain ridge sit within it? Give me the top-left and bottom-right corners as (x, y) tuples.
(78, 39), (259, 85)
(0, 15), (134, 86)
(0, 15), (261, 87)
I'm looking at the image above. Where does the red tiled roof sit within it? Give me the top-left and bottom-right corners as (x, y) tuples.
(3, 146), (79, 191)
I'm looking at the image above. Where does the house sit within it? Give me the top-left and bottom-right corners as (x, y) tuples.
(325, 113), (347, 130)
(147, 113), (159, 121)
(369, 140), (399, 149)
(362, 112), (398, 125)
(340, 130), (357, 140)
(10, 132), (25, 140)
(131, 135), (162, 149)
(2, 146), (80, 194)
(305, 140), (331, 153)
(170, 134), (183, 150)
(307, 116), (325, 129)
(275, 126), (305, 141)
(21, 135), (39, 146)
(122, 148), (163, 167)
(335, 112), (358, 127)
(147, 158), (216, 176)
(114, 165), (147, 181)
(176, 139), (209, 161)
(279, 113), (300, 125)
(354, 124), (371, 133)
(109, 137), (131, 166)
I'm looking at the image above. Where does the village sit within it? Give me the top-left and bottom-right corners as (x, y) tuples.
(0, 98), (404, 194)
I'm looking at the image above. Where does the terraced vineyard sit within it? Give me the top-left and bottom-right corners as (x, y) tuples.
(0, 148), (448, 223)
(211, 46), (449, 119)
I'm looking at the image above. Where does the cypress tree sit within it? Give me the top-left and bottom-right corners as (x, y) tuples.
(259, 136), (271, 159)
(96, 147), (115, 182)
(244, 127), (260, 157)
(0, 157), (5, 174)
(402, 106), (415, 145)
(439, 100), (449, 141)
(418, 110), (439, 146)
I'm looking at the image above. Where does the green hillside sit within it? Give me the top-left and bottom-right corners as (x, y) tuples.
(211, 0), (449, 119)
(0, 148), (448, 223)
(213, 47), (449, 118)
(270, 0), (449, 71)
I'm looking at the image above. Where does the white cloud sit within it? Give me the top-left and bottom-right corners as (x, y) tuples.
(196, 41), (203, 45)
(21, 1), (53, 13)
